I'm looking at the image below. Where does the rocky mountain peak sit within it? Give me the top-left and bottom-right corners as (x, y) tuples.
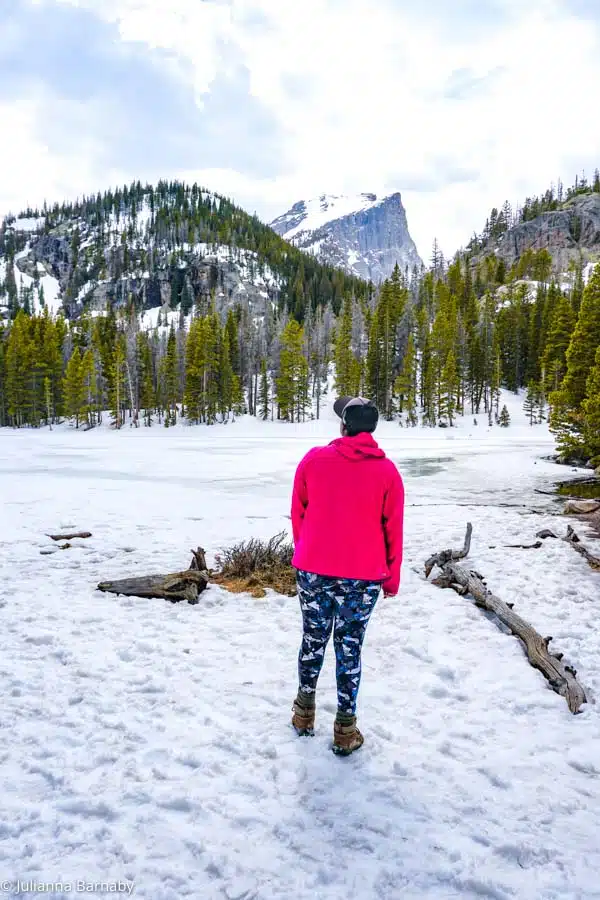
(270, 191), (422, 283)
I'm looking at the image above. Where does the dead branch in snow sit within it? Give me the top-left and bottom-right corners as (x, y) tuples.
(563, 526), (600, 570)
(425, 523), (587, 714)
(537, 528), (600, 570)
(504, 541), (543, 550)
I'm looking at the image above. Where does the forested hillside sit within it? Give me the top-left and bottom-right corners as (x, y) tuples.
(0, 180), (368, 324)
(0, 178), (598, 467)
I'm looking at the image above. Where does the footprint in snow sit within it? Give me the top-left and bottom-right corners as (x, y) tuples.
(435, 665), (457, 682)
(477, 767), (511, 790)
(58, 799), (119, 821)
(25, 633), (54, 646)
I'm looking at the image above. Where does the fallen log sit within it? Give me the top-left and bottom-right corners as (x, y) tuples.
(426, 523), (587, 714)
(48, 531), (92, 541)
(98, 548), (209, 604)
(537, 527), (600, 570)
(564, 526), (600, 570)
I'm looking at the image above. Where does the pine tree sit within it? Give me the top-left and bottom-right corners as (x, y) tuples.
(393, 333), (417, 424)
(0, 324), (7, 427)
(550, 263), (600, 458)
(63, 346), (86, 427)
(276, 320), (308, 422)
(570, 265), (584, 317)
(421, 334), (435, 426)
(203, 311), (221, 424)
(44, 376), (53, 429)
(137, 332), (155, 426)
(490, 344), (501, 423)
(160, 326), (180, 425)
(582, 347), (600, 465)
(5, 311), (34, 426)
(217, 329), (235, 422)
(499, 404), (511, 427)
(537, 375), (546, 423)
(80, 348), (97, 427)
(439, 350), (458, 426)
(542, 294), (575, 392)
(366, 273), (408, 417)
(334, 295), (355, 396)
(184, 317), (203, 424)
(561, 264), (600, 408)
(225, 309), (240, 377)
(524, 382), (539, 426)
(258, 358), (270, 421)
(92, 311), (117, 423)
(109, 333), (127, 429)
(428, 281), (459, 421)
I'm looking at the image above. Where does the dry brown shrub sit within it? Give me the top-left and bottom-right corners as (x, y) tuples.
(211, 532), (296, 598)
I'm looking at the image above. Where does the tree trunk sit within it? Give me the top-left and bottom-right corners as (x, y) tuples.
(98, 548), (209, 604)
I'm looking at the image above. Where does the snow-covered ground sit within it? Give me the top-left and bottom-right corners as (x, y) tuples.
(1, 396), (600, 900)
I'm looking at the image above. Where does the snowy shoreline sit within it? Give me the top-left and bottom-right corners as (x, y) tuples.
(1, 393), (600, 899)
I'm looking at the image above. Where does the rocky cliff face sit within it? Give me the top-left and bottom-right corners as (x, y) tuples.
(492, 193), (600, 271)
(270, 192), (422, 282)
(0, 196), (284, 323)
(4, 228), (281, 323)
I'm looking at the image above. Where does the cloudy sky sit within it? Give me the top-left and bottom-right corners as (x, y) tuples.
(1, 0), (599, 259)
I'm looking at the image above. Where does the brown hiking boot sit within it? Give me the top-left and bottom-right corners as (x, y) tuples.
(332, 716), (364, 756)
(292, 692), (315, 736)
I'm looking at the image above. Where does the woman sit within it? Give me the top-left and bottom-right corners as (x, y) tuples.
(290, 397), (404, 755)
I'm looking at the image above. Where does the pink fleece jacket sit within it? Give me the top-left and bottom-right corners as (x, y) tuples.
(291, 433), (404, 595)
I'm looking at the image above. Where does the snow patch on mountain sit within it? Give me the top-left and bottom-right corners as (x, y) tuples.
(274, 193), (383, 242)
(10, 216), (46, 233)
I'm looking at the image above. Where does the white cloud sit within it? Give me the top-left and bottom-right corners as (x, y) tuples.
(0, 90), (124, 216)
(51, 0), (233, 97)
(226, 0), (600, 257)
(4, 0), (600, 260)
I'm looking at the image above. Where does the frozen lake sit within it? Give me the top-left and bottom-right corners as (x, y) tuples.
(1, 406), (600, 900)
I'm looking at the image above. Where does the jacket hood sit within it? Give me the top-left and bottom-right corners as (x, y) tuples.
(330, 433), (386, 461)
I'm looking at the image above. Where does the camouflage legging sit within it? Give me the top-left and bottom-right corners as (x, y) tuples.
(296, 569), (381, 715)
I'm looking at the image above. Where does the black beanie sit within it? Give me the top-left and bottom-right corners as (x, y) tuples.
(333, 396), (379, 435)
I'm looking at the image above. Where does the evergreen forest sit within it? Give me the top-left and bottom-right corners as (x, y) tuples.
(1, 179), (599, 467)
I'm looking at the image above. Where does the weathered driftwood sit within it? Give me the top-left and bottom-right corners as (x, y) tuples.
(98, 548), (209, 604)
(48, 531), (92, 541)
(564, 526), (600, 570)
(504, 541), (543, 550)
(426, 523), (587, 714)
(424, 522), (473, 578)
(537, 527), (600, 570)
